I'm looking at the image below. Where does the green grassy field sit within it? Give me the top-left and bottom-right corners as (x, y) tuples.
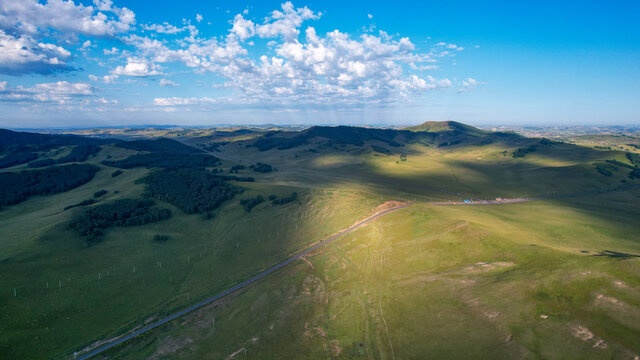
(1, 124), (639, 359)
(103, 192), (640, 359)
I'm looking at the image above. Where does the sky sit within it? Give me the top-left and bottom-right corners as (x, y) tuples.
(0, 0), (638, 128)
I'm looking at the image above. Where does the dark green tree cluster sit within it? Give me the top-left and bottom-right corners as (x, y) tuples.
(94, 190), (108, 198)
(64, 199), (96, 211)
(153, 234), (170, 241)
(512, 144), (538, 158)
(57, 145), (101, 163)
(371, 145), (391, 155)
(200, 141), (229, 151)
(0, 164), (99, 206)
(0, 151), (38, 168)
(272, 192), (298, 205)
(595, 163), (616, 176)
(69, 199), (171, 244)
(27, 159), (56, 168)
(626, 152), (640, 167)
(102, 152), (220, 169)
(143, 168), (243, 214)
(217, 174), (255, 182)
(230, 164), (245, 173)
(604, 158), (640, 180)
(250, 162), (273, 173)
(240, 195), (264, 212)
(111, 170), (123, 177)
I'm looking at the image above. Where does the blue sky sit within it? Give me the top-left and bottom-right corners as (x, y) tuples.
(0, 0), (638, 128)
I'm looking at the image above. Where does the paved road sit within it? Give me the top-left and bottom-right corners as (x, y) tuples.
(75, 205), (409, 360)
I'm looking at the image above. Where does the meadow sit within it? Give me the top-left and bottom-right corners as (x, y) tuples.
(1, 123), (639, 359)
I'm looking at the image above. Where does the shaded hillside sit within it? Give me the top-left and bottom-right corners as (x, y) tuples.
(252, 126), (414, 151)
(247, 122), (526, 151)
(0, 129), (111, 148)
(115, 138), (202, 154)
(0, 129), (111, 169)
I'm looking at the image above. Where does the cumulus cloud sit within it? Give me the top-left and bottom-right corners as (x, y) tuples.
(368, 14), (373, 19)
(231, 14), (255, 40)
(103, 47), (119, 55)
(142, 22), (185, 34)
(254, 2), (320, 40)
(159, 78), (179, 87)
(111, 58), (162, 76)
(114, 3), (458, 108)
(0, 30), (73, 75)
(0, 0), (135, 37)
(1, 1), (474, 110)
(0, 81), (93, 103)
(0, 0), (135, 74)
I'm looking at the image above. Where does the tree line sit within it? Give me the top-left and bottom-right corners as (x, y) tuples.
(102, 152), (221, 169)
(69, 199), (171, 244)
(143, 168), (243, 214)
(0, 164), (99, 206)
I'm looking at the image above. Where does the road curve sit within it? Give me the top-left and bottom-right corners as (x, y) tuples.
(75, 205), (409, 360)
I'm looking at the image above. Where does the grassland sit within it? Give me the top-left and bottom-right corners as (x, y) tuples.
(1, 123), (639, 359)
(102, 190), (640, 359)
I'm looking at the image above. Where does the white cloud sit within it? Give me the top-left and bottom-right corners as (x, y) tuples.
(121, 3), (458, 107)
(94, 97), (117, 104)
(142, 22), (185, 34)
(0, 0), (135, 74)
(231, 14), (255, 40)
(254, 2), (320, 40)
(154, 97), (215, 106)
(159, 79), (179, 87)
(0, 81), (6, 90)
(122, 33), (247, 71)
(0, 0), (136, 37)
(111, 58), (162, 76)
(368, 14), (373, 19)
(0, 81), (93, 103)
(103, 47), (119, 55)
(196, 13), (203, 23)
(89, 74), (118, 83)
(458, 77), (478, 93)
(0, 30), (72, 74)
(436, 42), (464, 51)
